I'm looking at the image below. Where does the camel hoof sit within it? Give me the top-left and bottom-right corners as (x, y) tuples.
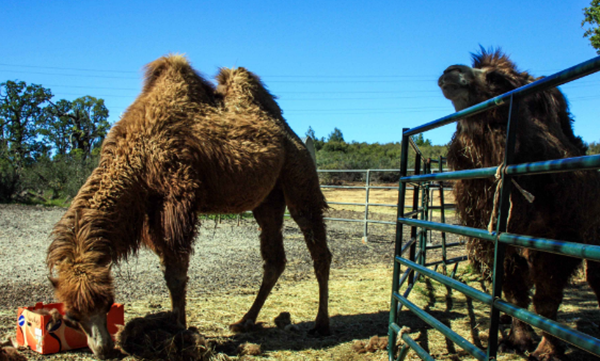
(229, 319), (255, 333)
(498, 338), (535, 355)
(499, 314), (512, 324)
(527, 351), (565, 361)
(308, 325), (331, 337)
(528, 339), (566, 361)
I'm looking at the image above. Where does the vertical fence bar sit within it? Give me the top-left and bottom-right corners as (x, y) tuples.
(389, 129), (411, 361)
(420, 160), (429, 267)
(438, 156), (448, 271)
(363, 169), (371, 243)
(411, 154), (422, 282)
(487, 94), (520, 360)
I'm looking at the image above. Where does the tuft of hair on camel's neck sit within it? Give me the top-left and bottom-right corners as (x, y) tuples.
(48, 148), (148, 276)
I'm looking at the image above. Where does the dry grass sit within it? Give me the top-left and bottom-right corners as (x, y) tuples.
(12, 261), (600, 361)
(322, 186), (454, 216)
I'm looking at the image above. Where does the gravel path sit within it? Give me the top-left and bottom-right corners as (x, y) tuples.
(0, 204), (401, 312)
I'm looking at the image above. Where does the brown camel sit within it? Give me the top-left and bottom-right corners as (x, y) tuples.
(438, 48), (600, 361)
(46, 55), (332, 359)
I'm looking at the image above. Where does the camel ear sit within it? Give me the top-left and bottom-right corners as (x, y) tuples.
(485, 70), (518, 90)
(48, 276), (59, 289)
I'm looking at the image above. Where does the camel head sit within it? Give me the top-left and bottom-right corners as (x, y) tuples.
(48, 209), (117, 360)
(438, 65), (485, 111)
(438, 48), (531, 112)
(49, 261), (116, 359)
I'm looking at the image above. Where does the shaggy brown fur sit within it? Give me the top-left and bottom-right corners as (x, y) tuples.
(439, 48), (600, 361)
(47, 54), (331, 358)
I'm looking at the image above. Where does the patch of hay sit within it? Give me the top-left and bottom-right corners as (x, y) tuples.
(351, 336), (388, 354)
(0, 340), (26, 361)
(116, 311), (216, 361)
(236, 342), (261, 356)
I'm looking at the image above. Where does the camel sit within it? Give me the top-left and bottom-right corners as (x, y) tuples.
(438, 48), (600, 361)
(46, 55), (332, 359)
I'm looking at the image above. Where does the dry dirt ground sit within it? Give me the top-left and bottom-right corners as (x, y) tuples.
(1, 187), (599, 360)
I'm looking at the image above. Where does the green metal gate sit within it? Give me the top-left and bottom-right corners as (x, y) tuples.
(388, 55), (600, 361)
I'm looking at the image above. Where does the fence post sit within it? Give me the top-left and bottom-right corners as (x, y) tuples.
(389, 129), (411, 360)
(363, 169), (371, 243)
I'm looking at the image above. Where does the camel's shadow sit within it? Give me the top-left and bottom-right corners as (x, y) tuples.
(212, 309), (464, 355)
(212, 276), (600, 360)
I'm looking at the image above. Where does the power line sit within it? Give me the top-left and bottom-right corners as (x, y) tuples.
(0, 62), (437, 79)
(0, 63), (139, 74)
(0, 70), (139, 80)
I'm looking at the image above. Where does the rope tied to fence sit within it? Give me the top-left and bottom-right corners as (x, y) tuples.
(487, 162), (535, 233)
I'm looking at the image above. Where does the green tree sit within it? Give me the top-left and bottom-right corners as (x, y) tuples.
(42, 99), (75, 156)
(0, 81), (53, 170)
(44, 96), (110, 159)
(413, 133), (432, 147)
(305, 126), (316, 140)
(69, 96), (110, 158)
(583, 0), (600, 54)
(328, 127), (345, 142)
(588, 141), (600, 155)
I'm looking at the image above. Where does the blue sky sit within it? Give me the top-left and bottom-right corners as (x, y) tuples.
(1, 1), (598, 146)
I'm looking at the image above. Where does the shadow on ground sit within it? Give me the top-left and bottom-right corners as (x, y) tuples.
(211, 309), (464, 356)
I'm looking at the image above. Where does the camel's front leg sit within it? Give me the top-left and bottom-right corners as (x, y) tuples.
(160, 253), (190, 327)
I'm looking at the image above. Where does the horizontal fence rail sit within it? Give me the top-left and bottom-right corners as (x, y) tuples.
(318, 168), (452, 242)
(389, 54), (600, 361)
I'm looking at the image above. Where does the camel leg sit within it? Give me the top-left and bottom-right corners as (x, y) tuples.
(529, 251), (581, 361)
(160, 252), (191, 327)
(586, 260), (600, 307)
(230, 186), (287, 333)
(286, 198), (332, 335)
(499, 249), (536, 353)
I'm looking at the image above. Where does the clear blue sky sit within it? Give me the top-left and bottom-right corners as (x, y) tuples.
(1, 1), (598, 146)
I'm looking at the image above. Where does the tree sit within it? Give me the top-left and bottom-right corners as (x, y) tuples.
(328, 127), (345, 142)
(305, 126), (316, 140)
(583, 0), (600, 54)
(414, 133), (432, 147)
(44, 96), (110, 159)
(69, 96), (110, 158)
(42, 99), (75, 156)
(0, 81), (53, 170)
(588, 141), (600, 155)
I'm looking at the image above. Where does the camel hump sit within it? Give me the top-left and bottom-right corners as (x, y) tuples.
(141, 54), (215, 103)
(215, 67), (283, 118)
(142, 54), (194, 91)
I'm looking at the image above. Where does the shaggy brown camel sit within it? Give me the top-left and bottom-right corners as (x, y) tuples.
(438, 48), (600, 361)
(47, 55), (332, 359)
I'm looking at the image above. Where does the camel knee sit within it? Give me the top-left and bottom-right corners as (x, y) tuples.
(264, 257), (286, 280)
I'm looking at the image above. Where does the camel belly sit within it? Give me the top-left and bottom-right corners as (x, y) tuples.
(199, 178), (278, 214)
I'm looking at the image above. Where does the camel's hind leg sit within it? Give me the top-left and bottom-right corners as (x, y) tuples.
(499, 250), (536, 353)
(529, 250), (581, 361)
(230, 186), (287, 333)
(586, 260), (600, 307)
(283, 178), (332, 335)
